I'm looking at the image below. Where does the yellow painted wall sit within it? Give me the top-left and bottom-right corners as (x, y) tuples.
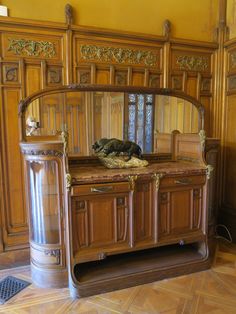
(227, 0), (236, 38)
(1, 0), (219, 42)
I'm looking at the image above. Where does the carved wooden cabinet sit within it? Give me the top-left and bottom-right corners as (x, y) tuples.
(19, 85), (217, 298)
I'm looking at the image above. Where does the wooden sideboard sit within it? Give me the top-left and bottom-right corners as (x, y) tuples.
(19, 85), (218, 297)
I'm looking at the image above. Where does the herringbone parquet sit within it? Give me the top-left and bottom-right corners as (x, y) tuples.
(0, 240), (236, 314)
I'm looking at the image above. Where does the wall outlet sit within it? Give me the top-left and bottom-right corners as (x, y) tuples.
(0, 5), (8, 17)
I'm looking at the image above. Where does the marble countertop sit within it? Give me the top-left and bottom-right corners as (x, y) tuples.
(70, 161), (207, 185)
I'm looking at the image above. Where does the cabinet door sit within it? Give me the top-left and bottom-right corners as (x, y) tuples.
(72, 193), (130, 259)
(158, 186), (203, 241)
(134, 180), (154, 244)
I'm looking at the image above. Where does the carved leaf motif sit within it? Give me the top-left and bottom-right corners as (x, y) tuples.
(80, 72), (90, 84)
(80, 44), (158, 67)
(201, 78), (211, 92)
(115, 73), (127, 85)
(176, 55), (208, 71)
(149, 75), (160, 87)
(172, 76), (182, 90)
(48, 68), (62, 84)
(5, 66), (18, 82)
(8, 38), (56, 58)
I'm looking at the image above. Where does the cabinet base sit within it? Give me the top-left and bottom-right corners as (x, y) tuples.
(71, 242), (211, 298)
(31, 263), (68, 288)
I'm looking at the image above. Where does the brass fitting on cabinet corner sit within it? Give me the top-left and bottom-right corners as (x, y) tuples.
(128, 175), (138, 191)
(152, 173), (164, 191)
(206, 164), (214, 180)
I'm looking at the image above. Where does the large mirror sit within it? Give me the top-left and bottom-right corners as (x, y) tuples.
(24, 88), (203, 156)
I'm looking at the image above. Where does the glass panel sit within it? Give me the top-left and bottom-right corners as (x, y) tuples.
(128, 103), (136, 142)
(137, 94), (144, 151)
(145, 95), (153, 153)
(26, 160), (61, 244)
(25, 91), (201, 155)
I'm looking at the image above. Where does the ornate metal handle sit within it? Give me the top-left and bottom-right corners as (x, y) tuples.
(91, 186), (113, 193)
(174, 178), (192, 185)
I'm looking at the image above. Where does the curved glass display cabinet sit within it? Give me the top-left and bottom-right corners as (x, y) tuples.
(19, 85), (219, 297)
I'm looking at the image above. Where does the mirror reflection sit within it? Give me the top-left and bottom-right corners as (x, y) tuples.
(25, 91), (200, 156)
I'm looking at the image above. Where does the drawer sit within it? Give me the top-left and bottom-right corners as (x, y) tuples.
(160, 175), (206, 188)
(71, 182), (130, 196)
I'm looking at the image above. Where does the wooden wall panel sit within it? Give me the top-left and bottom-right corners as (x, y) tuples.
(1, 88), (28, 248)
(223, 95), (236, 209)
(170, 46), (214, 136)
(73, 35), (163, 87)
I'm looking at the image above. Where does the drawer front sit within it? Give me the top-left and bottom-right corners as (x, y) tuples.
(71, 182), (130, 196)
(160, 175), (205, 188)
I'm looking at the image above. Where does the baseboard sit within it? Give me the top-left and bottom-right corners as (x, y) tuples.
(0, 248), (30, 269)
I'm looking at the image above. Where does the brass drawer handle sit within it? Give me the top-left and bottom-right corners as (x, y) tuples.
(174, 178), (192, 185)
(91, 186), (113, 193)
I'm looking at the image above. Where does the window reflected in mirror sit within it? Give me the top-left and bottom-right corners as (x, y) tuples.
(25, 91), (200, 156)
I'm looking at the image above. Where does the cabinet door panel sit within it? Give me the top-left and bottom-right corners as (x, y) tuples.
(134, 181), (154, 243)
(170, 190), (191, 233)
(159, 184), (203, 241)
(89, 198), (115, 246)
(72, 193), (129, 254)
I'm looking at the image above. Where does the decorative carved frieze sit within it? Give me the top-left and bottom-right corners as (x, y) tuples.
(47, 68), (62, 84)
(21, 149), (63, 157)
(4, 66), (18, 82)
(8, 38), (56, 58)
(228, 75), (236, 91)
(176, 55), (209, 71)
(80, 44), (158, 67)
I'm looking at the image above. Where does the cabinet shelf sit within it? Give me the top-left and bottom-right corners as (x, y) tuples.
(74, 242), (207, 285)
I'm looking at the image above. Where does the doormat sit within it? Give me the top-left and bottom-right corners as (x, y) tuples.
(0, 276), (31, 304)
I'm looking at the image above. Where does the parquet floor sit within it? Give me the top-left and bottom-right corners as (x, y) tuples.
(0, 241), (236, 313)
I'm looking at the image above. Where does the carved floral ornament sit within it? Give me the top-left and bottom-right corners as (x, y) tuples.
(80, 44), (158, 67)
(4, 66), (18, 82)
(8, 38), (56, 58)
(176, 55), (209, 71)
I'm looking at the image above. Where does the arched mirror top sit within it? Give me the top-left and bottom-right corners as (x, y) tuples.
(19, 84), (205, 158)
